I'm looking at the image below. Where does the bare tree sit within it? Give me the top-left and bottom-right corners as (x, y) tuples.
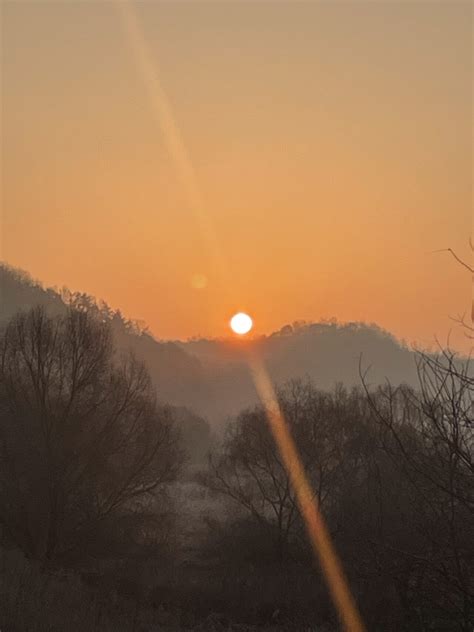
(206, 380), (367, 560)
(435, 241), (474, 338)
(361, 351), (474, 630)
(0, 307), (183, 564)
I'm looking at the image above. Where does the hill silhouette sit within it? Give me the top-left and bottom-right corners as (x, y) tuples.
(1, 263), (419, 423)
(176, 321), (419, 423)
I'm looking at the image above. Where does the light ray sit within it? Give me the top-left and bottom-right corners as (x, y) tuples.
(248, 351), (366, 632)
(115, 0), (230, 287)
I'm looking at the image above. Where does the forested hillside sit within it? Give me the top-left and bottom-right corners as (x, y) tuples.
(1, 264), (420, 424)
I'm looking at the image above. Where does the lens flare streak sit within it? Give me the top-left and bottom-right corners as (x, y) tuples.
(248, 352), (366, 632)
(115, 0), (229, 287)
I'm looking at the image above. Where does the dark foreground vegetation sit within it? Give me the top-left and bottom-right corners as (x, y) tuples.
(0, 305), (472, 631)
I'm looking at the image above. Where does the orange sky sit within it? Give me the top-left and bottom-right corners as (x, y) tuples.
(2, 1), (472, 351)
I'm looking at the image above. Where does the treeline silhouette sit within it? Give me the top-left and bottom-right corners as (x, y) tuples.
(1, 264), (420, 425)
(0, 267), (472, 631)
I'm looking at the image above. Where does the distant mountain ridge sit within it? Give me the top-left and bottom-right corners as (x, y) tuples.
(176, 321), (419, 422)
(1, 263), (420, 424)
(0, 264), (203, 407)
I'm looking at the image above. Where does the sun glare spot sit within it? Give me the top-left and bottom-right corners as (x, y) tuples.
(230, 312), (253, 335)
(191, 273), (208, 289)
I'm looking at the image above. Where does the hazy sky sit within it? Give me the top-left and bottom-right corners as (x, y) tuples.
(2, 1), (472, 349)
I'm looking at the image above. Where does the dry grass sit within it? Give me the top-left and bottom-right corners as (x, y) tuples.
(0, 548), (329, 632)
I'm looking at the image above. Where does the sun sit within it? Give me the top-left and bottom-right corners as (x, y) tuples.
(230, 312), (253, 335)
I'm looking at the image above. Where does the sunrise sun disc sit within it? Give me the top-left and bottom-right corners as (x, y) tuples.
(230, 312), (253, 335)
